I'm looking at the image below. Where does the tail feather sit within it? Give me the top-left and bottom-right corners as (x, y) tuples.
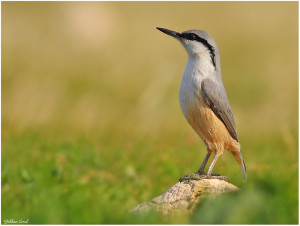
(233, 151), (247, 182)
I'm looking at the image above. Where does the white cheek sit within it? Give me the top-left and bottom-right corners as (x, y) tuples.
(181, 40), (206, 56)
(191, 44), (205, 54)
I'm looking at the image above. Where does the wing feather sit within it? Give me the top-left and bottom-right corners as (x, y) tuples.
(201, 78), (238, 142)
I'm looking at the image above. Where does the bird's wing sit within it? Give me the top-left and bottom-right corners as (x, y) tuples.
(201, 78), (238, 142)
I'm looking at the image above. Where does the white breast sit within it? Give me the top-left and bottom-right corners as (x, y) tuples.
(179, 55), (214, 121)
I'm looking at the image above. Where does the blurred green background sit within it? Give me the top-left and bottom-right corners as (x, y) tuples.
(2, 1), (298, 224)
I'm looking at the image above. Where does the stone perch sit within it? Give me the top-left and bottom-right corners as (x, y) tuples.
(133, 179), (239, 215)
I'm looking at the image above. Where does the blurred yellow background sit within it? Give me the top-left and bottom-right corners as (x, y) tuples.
(3, 2), (297, 137)
(2, 2), (298, 224)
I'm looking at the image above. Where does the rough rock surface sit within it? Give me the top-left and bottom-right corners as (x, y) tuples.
(133, 179), (239, 215)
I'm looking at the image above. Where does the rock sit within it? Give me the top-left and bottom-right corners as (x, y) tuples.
(132, 179), (239, 215)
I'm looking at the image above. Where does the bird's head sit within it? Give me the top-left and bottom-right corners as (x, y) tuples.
(156, 27), (219, 68)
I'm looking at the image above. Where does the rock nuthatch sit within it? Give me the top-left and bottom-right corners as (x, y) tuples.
(157, 27), (247, 182)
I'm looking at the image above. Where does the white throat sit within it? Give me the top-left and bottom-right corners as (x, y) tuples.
(179, 53), (216, 118)
(183, 52), (216, 84)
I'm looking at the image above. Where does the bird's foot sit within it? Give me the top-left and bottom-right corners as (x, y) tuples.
(179, 173), (206, 182)
(179, 172), (229, 182)
(209, 174), (230, 182)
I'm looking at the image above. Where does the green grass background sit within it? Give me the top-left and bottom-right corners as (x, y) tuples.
(2, 1), (298, 224)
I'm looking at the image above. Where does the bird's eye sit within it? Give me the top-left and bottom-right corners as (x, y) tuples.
(189, 34), (197, 41)
(181, 33), (198, 41)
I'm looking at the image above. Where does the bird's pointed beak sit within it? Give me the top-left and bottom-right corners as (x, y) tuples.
(156, 27), (181, 39)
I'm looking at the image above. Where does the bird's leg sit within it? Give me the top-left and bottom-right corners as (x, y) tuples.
(206, 154), (229, 181)
(206, 154), (218, 175)
(197, 152), (211, 174)
(179, 153), (211, 181)
(179, 154), (229, 182)
(179, 152), (211, 182)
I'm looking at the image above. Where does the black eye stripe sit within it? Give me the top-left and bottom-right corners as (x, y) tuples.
(180, 32), (216, 69)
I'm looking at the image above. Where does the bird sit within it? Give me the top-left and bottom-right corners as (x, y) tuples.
(156, 27), (247, 182)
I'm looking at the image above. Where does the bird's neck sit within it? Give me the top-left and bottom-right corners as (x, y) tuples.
(184, 54), (216, 81)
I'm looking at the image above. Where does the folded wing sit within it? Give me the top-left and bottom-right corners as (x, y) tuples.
(201, 78), (238, 142)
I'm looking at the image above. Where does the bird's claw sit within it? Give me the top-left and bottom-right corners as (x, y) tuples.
(179, 173), (229, 182)
(179, 173), (205, 182)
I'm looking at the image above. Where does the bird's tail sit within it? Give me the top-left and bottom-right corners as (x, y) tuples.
(233, 151), (247, 182)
